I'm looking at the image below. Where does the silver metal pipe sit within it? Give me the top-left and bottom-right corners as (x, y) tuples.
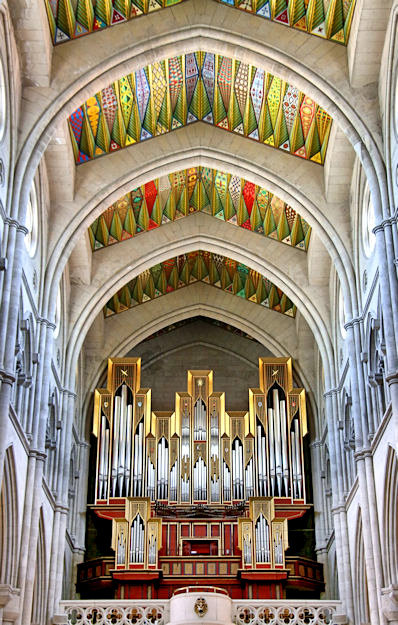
(273, 390), (282, 496)
(255, 522), (260, 562)
(99, 415), (106, 499)
(139, 520), (144, 562)
(261, 432), (267, 495)
(112, 395), (121, 497)
(280, 400), (289, 496)
(265, 520), (270, 562)
(125, 405), (132, 496)
(257, 425), (263, 495)
(104, 429), (109, 499)
(294, 419), (302, 498)
(268, 408), (275, 496)
(165, 440), (169, 498)
(118, 386), (127, 495)
(239, 442), (244, 498)
(291, 430), (298, 498)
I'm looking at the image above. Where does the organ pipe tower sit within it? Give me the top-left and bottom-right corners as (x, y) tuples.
(87, 357), (317, 600)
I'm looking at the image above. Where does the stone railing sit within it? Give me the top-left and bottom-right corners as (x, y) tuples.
(59, 598), (344, 625)
(59, 601), (170, 625)
(232, 600), (343, 624)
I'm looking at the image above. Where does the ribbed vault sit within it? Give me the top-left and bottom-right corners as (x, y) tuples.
(11, 0), (382, 394)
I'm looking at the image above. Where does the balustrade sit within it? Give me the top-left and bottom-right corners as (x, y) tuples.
(59, 598), (343, 625)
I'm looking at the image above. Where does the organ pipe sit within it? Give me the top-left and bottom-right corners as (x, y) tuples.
(98, 415), (110, 500)
(223, 460), (231, 501)
(268, 407), (275, 496)
(157, 437), (169, 500)
(130, 516), (145, 563)
(255, 514), (270, 563)
(280, 400), (289, 496)
(148, 535), (157, 565)
(245, 458), (254, 498)
(273, 389), (282, 496)
(96, 359), (305, 577)
(170, 461), (178, 501)
(111, 395), (120, 496)
(125, 405), (132, 496)
(95, 360), (306, 507)
(117, 528), (126, 565)
(117, 386), (127, 495)
(194, 399), (206, 441)
(147, 458), (155, 500)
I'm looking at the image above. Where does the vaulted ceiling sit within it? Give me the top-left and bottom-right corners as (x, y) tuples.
(24, 0), (382, 394)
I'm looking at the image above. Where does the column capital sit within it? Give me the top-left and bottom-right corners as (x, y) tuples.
(323, 387), (339, 398)
(4, 217), (28, 235)
(37, 316), (56, 330)
(0, 368), (16, 385)
(386, 370), (398, 386)
(29, 448), (47, 462)
(344, 315), (363, 330)
(354, 448), (372, 461)
(381, 585), (398, 623)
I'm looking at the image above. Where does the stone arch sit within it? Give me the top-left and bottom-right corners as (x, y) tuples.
(0, 445), (18, 587)
(44, 139), (356, 333)
(383, 445), (398, 587)
(66, 234), (334, 391)
(80, 288), (317, 427)
(5, 16), (391, 378)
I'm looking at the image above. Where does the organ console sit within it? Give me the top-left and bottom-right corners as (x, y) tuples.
(89, 357), (313, 599)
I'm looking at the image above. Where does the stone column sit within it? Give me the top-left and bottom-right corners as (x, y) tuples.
(330, 388), (354, 621)
(323, 390), (352, 620)
(49, 390), (76, 620)
(345, 318), (384, 625)
(373, 222), (398, 448)
(310, 439), (331, 596)
(0, 222), (27, 489)
(17, 319), (55, 625)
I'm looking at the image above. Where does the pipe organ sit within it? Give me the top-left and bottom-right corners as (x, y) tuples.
(89, 357), (312, 600)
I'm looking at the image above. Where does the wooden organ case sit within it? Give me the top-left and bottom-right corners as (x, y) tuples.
(83, 357), (322, 600)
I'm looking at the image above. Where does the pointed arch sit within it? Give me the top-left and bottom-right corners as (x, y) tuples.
(0, 446), (19, 587)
